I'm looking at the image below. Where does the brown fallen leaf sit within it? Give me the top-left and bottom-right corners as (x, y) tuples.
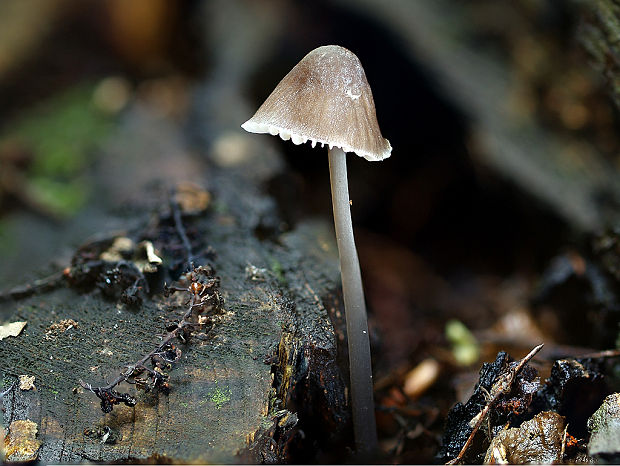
(484, 411), (566, 464)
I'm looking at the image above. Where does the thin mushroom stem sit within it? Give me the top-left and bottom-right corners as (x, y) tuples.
(328, 146), (378, 453)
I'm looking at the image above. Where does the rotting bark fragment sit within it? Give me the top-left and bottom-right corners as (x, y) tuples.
(439, 344), (543, 464)
(536, 358), (608, 438)
(440, 348), (618, 464)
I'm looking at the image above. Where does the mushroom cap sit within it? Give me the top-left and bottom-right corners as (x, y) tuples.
(241, 45), (391, 161)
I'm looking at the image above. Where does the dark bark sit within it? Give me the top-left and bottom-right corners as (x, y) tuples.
(0, 98), (349, 465)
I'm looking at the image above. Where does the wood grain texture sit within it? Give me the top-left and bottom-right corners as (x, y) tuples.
(0, 105), (347, 464)
(1, 191), (345, 463)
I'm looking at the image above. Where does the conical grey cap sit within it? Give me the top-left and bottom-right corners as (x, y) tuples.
(242, 45), (391, 161)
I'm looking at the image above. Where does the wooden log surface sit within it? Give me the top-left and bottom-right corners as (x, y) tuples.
(0, 4), (350, 456)
(0, 107), (347, 463)
(7, 0), (620, 462)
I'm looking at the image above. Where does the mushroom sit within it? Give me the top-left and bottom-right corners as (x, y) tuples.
(242, 45), (391, 453)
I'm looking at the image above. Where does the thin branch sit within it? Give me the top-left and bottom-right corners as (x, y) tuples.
(0, 270), (66, 302)
(82, 295), (197, 391)
(170, 194), (194, 266)
(578, 348), (620, 359)
(446, 343), (544, 465)
(79, 265), (219, 413)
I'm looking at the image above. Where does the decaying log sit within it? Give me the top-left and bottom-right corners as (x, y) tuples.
(0, 38), (349, 463)
(1, 150), (348, 464)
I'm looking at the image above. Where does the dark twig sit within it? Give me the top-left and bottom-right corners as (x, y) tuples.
(170, 194), (194, 266)
(83, 295), (196, 395)
(0, 270), (66, 302)
(446, 343), (544, 465)
(80, 266), (221, 413)
(1, 192), (197, 304)
(0, 258), (149, 305)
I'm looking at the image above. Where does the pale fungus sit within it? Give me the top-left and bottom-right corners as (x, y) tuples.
(242, 45), (391, 453)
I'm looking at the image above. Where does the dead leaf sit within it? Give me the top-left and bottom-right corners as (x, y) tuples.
(0, 321), (26, 340)
(484, 411), (565, 464)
